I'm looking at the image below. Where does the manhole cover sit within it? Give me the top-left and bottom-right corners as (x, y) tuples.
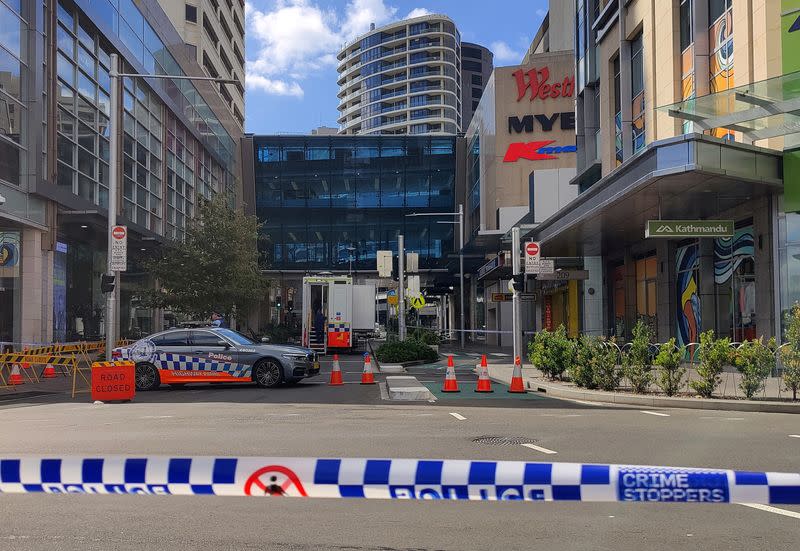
(472, 435), (538, 446)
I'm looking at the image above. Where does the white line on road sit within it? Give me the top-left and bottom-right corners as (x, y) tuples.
(789, 434), (800, 439)
(640, 410), (670, 417)
(740, 503), (800, 519)
(489, 353), (510, 357)
(699, 416), (744, 420)
(569, 399), (604, 406)
(449, 412), (467, 421)
(521, 443), (558, 455)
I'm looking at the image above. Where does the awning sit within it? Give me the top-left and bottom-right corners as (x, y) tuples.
(524, 134), (782, 257)
(661, 70), (800, 142)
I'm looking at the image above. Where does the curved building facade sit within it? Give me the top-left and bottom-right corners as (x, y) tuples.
(337, 15), (462, 135)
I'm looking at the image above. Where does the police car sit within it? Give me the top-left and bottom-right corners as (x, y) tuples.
(112, 327), (320, 391)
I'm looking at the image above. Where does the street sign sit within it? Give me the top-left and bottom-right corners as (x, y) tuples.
(524, 241), (541, 272)
(406, 252), (419, 273)
(478, 254), (505, 280)
(376, 250), (393, 278)
(520, 292), (540, 302)
(645, 220), (734, 238)
(527, 257), (555, 274)
(387, 290), (398, 305)
(491, 292), (513, 302)
(536, 270), (589, 281)
(110, 225), (127, 272)
(410, 295), (426, 309)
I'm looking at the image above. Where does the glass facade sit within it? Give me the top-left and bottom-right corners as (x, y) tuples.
(0, 0), (25, 188)
(254, 135), (456, 271)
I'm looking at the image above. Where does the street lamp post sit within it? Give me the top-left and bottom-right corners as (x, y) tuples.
(104, 53), (237, 359)
(406, 204), (465, 349)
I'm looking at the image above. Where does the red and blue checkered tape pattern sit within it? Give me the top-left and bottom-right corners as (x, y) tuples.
(0, 456), (798, 503)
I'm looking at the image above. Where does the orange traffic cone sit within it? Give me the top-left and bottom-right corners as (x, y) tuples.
(329, 354), (344, 386)
(9, 364), (24, 385)
(508, 356), (525, 393)
(42, 363), (57, 379)
(442, 355), (460, 392)
(475, 354), (493, 393)
(21, 361), (30, 370)
(360, 354), (375, 385)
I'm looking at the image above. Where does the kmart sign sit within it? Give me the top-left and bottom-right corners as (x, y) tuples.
(645, 220), (734, 238)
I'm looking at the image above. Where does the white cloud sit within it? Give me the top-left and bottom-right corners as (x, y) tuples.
(406, 7), (433, 19)
(490, 41), (524, 64)
(246, 75), (305, 97)
(536, 8), (547, 18)
(245, 0), (401, 97)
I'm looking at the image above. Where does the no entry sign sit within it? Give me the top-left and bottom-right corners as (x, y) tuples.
(110, 225), (127, 272)
(524, 241), (541, 272)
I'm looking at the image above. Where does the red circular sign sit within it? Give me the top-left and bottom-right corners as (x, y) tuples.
(526, 242), (540, 256)
(112, 226), (126, 240)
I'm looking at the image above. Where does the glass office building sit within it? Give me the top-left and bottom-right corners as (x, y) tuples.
(253, 135), (457, 275)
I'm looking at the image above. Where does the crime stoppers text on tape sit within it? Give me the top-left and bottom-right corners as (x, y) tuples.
(0, 457), (798, 504)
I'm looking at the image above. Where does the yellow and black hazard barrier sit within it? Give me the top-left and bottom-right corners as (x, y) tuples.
(0, 353), (85, 398)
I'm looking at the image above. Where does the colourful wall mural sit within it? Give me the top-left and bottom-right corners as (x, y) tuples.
(714, 226), (754, 284)
(676, 243), (701, 350)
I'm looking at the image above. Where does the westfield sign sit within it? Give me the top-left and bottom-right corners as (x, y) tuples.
(512, 66), (575, 102)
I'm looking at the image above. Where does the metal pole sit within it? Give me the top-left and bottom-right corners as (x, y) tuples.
(105, 53), (120, 360)
(398, 234), (406, 341)
(458, 203), (465, 349)
(511, 226), (521, 363)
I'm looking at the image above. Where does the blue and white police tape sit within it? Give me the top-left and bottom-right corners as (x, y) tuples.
(0, 456), (797, 503)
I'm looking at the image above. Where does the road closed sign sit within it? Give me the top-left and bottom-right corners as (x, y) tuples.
(525, 241), (541, 272)
(110, 225), (127, 272)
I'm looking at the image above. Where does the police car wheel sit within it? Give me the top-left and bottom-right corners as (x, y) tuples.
(253, 359), (282, 388)
(135, 363), (160, 391)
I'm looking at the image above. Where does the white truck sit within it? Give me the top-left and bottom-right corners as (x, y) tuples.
(301, 275), (376, 354)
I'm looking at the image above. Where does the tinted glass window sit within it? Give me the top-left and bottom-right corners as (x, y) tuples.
(216, 329), (255, 345)
(151, 331), (190, 346)
(192, 331), (227, 346)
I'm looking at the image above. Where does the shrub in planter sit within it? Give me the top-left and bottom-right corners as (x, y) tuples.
(733, 337), (776, 400)
(410, 328), (441, 346)
(528, 325), (574, 380)
(689, 330), (732, 398)
(570, 335), (601, 389)
(653, 338), (686, 397)
(622, 320), (653, 393)
(593, 341), (621, 391)
(375, 339), (438, 363)
(781, 304), (800, 401)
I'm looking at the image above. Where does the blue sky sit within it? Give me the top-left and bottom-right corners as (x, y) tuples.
(243, 0), (548, 134)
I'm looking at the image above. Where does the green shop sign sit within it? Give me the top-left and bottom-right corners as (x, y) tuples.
(645, 220), (734, 238)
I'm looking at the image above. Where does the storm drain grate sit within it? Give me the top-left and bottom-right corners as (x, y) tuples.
(471, 435), (538, 446)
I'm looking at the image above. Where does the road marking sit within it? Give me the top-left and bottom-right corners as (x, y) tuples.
(140, 415), (174, 419)
(640, 410), (670, 417)
(449, 412), (466, 421)
(740, 503), (800, 519)
(378, 382), (389, 400)
(699, 416), (744, 420)
(521, 443), (558, 455)
(568, 399), (603, 406)
(789, 434), (800, 439)
(490, 353), (510, 357)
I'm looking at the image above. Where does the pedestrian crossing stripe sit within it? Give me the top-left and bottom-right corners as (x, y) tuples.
(0, 456), (796, 504)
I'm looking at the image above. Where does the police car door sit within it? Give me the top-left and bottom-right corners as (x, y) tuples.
(190, 330), (239, 381)
(149, 330), (193, 382)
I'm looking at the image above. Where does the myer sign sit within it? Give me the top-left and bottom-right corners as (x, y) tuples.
(645, 220), (734, 238)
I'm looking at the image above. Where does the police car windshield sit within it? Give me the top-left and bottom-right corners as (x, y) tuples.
(215, 329), (255, 346)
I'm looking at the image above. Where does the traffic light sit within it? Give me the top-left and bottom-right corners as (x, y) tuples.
(286, 300), (294, 312)
(511, 273), (525, 292)
(100, 274), (115, 294)
(276, 296), (282, 308)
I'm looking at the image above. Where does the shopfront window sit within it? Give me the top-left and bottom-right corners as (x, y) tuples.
(676, 241), (701, 352)
(635, 255), (657, 336)
(0, 231), (21, 345)
(714, 225), (755, 341)
(612, 264), (625, 338)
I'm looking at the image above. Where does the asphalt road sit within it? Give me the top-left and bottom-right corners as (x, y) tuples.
(0, 353), (798, 550)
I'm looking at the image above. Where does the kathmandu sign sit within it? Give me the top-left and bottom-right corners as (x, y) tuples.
(645, 220), (735, 238)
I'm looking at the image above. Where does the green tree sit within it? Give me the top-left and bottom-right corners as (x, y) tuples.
(781, 303), (800, 401)
(623, 319), (653, 393)
(593, 341), (621, 391)
(570, 335), (600, 389)
(689, 330), (732, 398)
(528, 325), (574, 380)
(653, 338), (686, 397)
(136, 193), (269, 319)
(733, 337), (776, 400)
